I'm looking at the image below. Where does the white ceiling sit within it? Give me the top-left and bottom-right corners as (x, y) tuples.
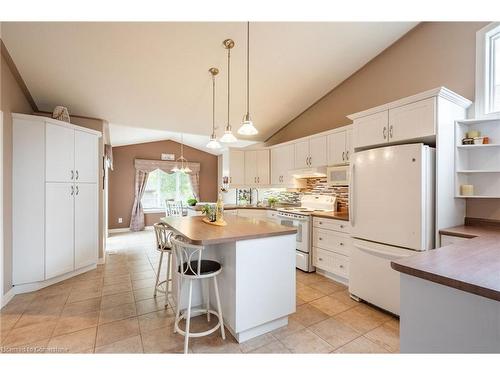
(3, 22), (417, 153)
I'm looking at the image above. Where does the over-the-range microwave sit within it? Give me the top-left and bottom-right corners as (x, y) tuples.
(326, 165), (350, 186)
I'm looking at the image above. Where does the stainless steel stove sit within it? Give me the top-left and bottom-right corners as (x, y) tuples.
(277, 195), (336, 272)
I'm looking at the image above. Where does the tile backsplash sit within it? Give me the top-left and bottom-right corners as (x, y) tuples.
(301, 177), (349, 211)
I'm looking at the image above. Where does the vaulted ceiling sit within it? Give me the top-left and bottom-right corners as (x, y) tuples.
(2, 22), (417, 153)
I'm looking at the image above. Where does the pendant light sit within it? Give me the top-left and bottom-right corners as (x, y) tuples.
(206, 67), (221, 149)
(238, 22), (258, 136)
(220, 39), (238, 143)
(172, 134), (191, 173)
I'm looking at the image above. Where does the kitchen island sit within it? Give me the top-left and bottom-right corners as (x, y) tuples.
(391, 223), (500, 353)
(161, 215), (297, 343)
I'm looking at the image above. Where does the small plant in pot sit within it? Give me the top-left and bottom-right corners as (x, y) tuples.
(267, 197), (278, 208)
(186, 198), (198, 207)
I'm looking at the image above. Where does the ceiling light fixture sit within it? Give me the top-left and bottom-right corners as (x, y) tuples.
(220, 38), (238, 143)
(238, 22), (258, 136)
(172, 133), (191, 173)
(206, 67), (221, 149)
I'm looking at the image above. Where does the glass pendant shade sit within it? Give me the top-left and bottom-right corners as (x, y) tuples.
(206, 134), (221, 149)
(238, 113), (258, 135)
(183, 165), (192, 173)
(171, 165), (180, 173)
(220, 128), (238, 143)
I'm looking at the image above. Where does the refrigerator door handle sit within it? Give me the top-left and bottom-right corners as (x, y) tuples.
(355, 243), (407, 260)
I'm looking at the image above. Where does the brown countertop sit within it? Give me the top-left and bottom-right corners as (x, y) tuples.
(161, 215), (297, 246)
(391, 223), (500, 302)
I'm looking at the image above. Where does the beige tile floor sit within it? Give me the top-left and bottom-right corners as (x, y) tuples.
(0, 229), (399, 354)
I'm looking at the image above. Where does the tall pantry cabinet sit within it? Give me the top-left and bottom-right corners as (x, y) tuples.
(12, 114), (101, 288)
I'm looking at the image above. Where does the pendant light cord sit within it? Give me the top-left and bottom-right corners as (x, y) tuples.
(246, 21), (250, 116)
(212, 73), (216, 135)
(227, 44), (231, 128)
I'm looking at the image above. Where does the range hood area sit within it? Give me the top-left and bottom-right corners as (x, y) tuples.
(291, 166), (327, 179)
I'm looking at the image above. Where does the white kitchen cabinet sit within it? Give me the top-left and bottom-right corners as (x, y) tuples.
(312, 217), (351, 282)
(352, 110), (389, 149)
(244, 151), (257, 185)
(294, 136), (328, 168)
(244, 149), (270, 186)
(221, 149), (245, 186)
(45, 123), (75, 182)
(75, 130), (99, 183)
(45, 182), (75, 279)
(346, 129), (353, 162)
(389, 98), (436, 143)
(271, 144), (295, 186)
(294, 140), (310, 169)
(75, 183), (99, 269)
(12, 113), (101, 289)
(351, 96), (437, 150)
(309, 136), (328, 167)
(328, 131), (346, 165)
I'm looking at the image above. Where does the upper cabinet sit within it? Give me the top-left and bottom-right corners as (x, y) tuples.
(221, 149), (245, 186)
(46, 123), (75, 182)
(388, 98), (436, 143)
(294, 135), (328, 168)
(271, 144), (295, 186)
(74, 130), (99, 183)
(245, 149), (270, 186)
(351, 94), (439, 150)
(328, 129), (353, 165)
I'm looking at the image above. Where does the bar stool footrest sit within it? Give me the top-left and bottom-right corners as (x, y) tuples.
(174, 308), (223, 338)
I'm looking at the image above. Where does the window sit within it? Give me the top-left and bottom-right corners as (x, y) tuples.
(141, 169), (195, 211)
(476, 22), (500, 117)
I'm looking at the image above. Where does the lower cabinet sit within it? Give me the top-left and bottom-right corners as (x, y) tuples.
(75, 183), (99, 269)
(440, 234), (469, 247)
(45, 183), (75, 279)
(312, 217), (351, 281)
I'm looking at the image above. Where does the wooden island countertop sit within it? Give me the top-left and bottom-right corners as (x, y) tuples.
(391, 223), (500, 302)
(161, 215), (297, 245)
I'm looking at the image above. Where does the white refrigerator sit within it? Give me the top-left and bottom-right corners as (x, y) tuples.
(349, 143), (435, 315)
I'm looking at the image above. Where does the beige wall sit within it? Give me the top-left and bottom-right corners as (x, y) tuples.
(108, 140), (218, 229)
(1, 50), (33, 295)
(266, 22), (500, 221)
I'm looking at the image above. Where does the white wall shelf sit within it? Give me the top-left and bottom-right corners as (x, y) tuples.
(455, 117), (500, 198)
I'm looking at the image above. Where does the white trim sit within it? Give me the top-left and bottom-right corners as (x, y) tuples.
(1, 287), (15, 309)
(108, 227), (130, 233)
(12, 264), (96, 295)
(12, 113), (102, 137)
(347, 87), (471, 120)
(476, 22), (500, 119)
(266, 124), (353, 149)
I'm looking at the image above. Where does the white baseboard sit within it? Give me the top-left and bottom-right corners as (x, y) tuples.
(11, 264), (97, 295)
(1, 287), (16, 309)
(315, 268), (349, 286)
(108, 227), (130, 233)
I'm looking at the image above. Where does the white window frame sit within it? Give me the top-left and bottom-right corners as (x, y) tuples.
(142, 169), (192, 213)
(475, 22), (500, 118)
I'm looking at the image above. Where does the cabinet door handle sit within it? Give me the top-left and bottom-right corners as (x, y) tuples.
(346, 151), (349, 160)
(75, 170), (79, 180)
(340, 224), (344, 228)
(342, 151), (345, 161)
(389, 125), (393, 139)
(70, 185), (74, 195)
(339, 242), (344, 246)
(319, 221), (323, 225)
(71, 170), (74, 180)
(383, 127), (387, 140)
(258, 176), (260, 183)
(75, 186), (79, 195)
(318, 257), (323, 261)
(339, 264), (344, 269)
(229, 177), (232, 184)
(319, 237), (323, 241)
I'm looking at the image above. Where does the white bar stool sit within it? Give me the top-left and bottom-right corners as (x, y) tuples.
(170, 235), (225, 354)
(153, 223), (173, 305)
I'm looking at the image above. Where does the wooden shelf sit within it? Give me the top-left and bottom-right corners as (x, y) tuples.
(457, 144), (500, 148)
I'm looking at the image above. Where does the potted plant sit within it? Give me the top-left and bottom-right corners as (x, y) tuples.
(187, 198), (198, 207)
(201, 204), (216, 222)
(267, 197), (278, 208)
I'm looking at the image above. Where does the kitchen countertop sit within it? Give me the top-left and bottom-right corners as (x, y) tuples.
(187, 204), (350, 221)
(161, 215), (297, 246)
(391, 222), (500, 302)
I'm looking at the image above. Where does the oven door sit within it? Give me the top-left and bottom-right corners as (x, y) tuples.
(278, 216), (308, 253)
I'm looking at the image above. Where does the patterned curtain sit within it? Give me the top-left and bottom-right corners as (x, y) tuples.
(188, 172), (200, 200)
(129, 170), (149, 231)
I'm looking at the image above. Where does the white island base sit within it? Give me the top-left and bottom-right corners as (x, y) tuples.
(400, 274), (500, 353)
(172, 234), (296, 343)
